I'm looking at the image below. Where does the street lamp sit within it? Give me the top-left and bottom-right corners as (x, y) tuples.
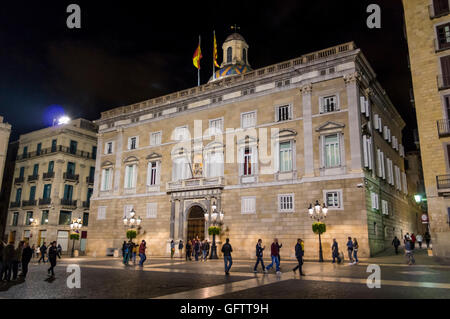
(308, 200), (328, 262)
(123, 208), (142, 242)
(205, 202), (224, 259)
(70, 217), (82, 258)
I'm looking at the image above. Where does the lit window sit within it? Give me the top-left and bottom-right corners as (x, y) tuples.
(324, 134), (341, 167)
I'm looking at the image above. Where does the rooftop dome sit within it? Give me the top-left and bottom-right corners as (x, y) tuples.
(224, 32), (246, 43)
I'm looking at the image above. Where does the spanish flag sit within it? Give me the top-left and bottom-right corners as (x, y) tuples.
(193, 41), (202, 69)
(213, 31), (219, 68)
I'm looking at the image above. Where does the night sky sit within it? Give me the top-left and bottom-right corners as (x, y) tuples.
(0, 0), (414, 148)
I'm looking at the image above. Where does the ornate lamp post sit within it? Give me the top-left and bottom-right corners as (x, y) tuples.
(308, 200), (328, 262)
(205, 203), (224, 259)
(123, 208), (142, 242)
(70, 217), (82, 258)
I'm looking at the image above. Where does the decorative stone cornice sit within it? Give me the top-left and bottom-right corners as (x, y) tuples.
(300, 83), (312, 95)
(343, 71), (361, 85)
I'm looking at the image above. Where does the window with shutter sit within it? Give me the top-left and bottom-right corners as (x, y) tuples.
(241, 111), (256, 128)
(437, 23), (450, 50)
(278, 194), (294, 213)
(150, 131), (162, 146)
(97, 206), (107, 220)
(434, 0), (450, 16)
(146, 203), (157, 218)
(241, 197), (256, 214)
(441, 55), (450, 88)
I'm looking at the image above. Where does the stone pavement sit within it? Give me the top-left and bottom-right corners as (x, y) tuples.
(0, 248), (449, 299)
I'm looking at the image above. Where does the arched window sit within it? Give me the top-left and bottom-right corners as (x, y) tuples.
(243, 48), (247, 63)
(227, 47), (232, 63)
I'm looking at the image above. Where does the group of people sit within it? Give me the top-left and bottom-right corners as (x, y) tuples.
(122, 240), (147, 266)
(0, 240), (61, 281)
(392, 231), (431, 265)
(181, 237), (210, 262)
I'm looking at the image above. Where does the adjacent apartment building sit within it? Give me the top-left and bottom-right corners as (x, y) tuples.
(87, 34), (421, 259)
(0, 116), (11, 191)
(403, 0), (450, 257)
(4, 118), (97, 253)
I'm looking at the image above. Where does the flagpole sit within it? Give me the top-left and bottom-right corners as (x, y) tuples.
(198, 35), (201, 86)
(213, 30), (216, 80)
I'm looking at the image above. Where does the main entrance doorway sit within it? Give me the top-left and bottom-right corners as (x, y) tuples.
(187, 205), (205, 242)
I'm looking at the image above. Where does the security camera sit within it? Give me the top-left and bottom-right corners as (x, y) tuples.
(357, 183), (363, 188)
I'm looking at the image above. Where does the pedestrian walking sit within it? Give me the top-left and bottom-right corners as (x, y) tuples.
(266, 238), (281, 274)
(392, 236), (401, 254)
(253, 239), (267, 273)
(352, 238), (359, 264)
(346, 237), (354, 264)
(221, 238), (233, 275)
(122, 241), (127, 259)
(185, 240), (192, 261)
(57, 244), (62, 255)
(275, 241), (283, 264)
(123, 242), (130, 265)
(3, 241), (16, 281)
(332, 239), (341, 263)
(47, 241), (61, 277)
(202, 239), (210, 261)
(405, 236), (415, 265)
(170, 240), (175, 259)
(191, 238), (196, 258)
(139, 240), (147, 266)
(20, 242), (33, 278)
(36, 245), (40, 260)
(38, 242), (47, 264)
(194, 239), (201, 261)
(178, 240), (184, 258)
(424, 232), (431, 249)
(411, 233), (416, 250)
(292, 238), (305, 276)
(132, 243), (137, 264)
(31, 244), (36, 259)
(15, 241), (24, 276)
(416, 234), (423, 249)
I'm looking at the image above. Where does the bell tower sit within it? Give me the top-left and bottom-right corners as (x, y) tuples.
(221, 32), (250, 68)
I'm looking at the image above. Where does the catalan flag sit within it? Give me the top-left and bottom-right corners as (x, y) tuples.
(213, 31), (219, 68)
(193, 40), (202, 69)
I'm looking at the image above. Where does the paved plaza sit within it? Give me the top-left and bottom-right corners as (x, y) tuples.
(0, 248), (449, 299)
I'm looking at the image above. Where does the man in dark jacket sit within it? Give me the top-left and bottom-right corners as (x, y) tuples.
(48, 241), (61, 277)
(20, 242), (33, 278)
(346, 237), (354, 264)
(221, 238), (233, 275)
(392, 236), (401, 255)
(38, 242), (47, 263)
(185, 240), (192, 261)
(3, 241), (16, 281)
(266, 238), (281, 274)
(253, 239), (267, 273)
(292, 238), (305, 275)
(332, 239), (341, 263)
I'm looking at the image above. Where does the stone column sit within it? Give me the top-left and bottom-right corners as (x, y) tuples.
(178, 199), (184, 240)
(170, 199), (176, 239)
(92, 134), (103, 198)
(302, 84), (314, 176)
(205, 197), (211, 240)
(344, 72), (363, 173)
(113, 128), (123, 195)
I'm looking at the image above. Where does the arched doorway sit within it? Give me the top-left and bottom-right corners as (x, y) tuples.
(187, 205), (205, 242)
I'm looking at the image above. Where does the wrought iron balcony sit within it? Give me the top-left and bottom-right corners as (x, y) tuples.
(86, 176), (94, 184)
(14, 176), (24, 184)
(61, 199), (77, 207)
(22, 200), (37, 207)
(43, 172), (55, 180)
(437, 75), (450, 90)
(437, 119), (450, 137)
(63, 172), (79, 182)
(437, 174), (450, 191)
(82, 201), (90, 208)
(38, 198), (51, 206)
(27, 175), (39, 182)
(166, 176), (225, 192)
(16, 145), (95, 161)
(10, 201), (21, 208)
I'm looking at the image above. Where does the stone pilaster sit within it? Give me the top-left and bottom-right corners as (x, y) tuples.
(301, 83), (314, 176)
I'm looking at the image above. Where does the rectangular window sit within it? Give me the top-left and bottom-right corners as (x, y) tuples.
(101, 168), (112, 191)
(92, 146), (97, 159)
(437, 23), (450, 50)
(276, 105), (292, 121)
(25, 211), (33, 225)
(29, 186), (36, 201)
(51, 139), (57, 152)
(241, 196), (256, 214)
(15, 188), (22, 203)
(87, 188), (93, 201)
(174, 126), (189, 141)
(89, 166), (95, 179)
(128, 136), (138, 150)
(19, 167), (25, 178)
(241, 111), (256, 128)
(67, 162), (75, 175)
(320, 95), (338, 113)
(325, 191), (342, 209)
(402, 172), (408, 194)
(105, 141), (114, 154)
(209, 118), (224, 134)
(146, 203), (157, 218)
(324, 134), (341, 167)
(124, 164), (137, 189)
(243, 147), (252, 176)
(63, 185), (73, 200)
(382, 200), (389, 215)
(41, 210), (49, 225)
(58, 211), (72, 225)
(82, 212), (89, 227)
(279, 141), (293, 172)
(147, 162), (158, 186)
(12, 212), (19, 226)
(43, 184), (51, 199)
(48, 161), (54, 173)
(23, 146), (28, 158)
(36, 143), (42, 155)
(371, 192), (379, 210)
(97, 206), (106, 220)
(69, 140), (78, 154)
(33, 164), (39, 176)
(150, 131), (162, 146)
(278, 194), (294, 213)
(434, 0), (450, 16)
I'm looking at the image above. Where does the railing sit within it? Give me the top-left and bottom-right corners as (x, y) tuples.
(10, 201), (20, 208)
(43, 172), (55, 179)
(100, 42), (356, 121)
(167, 176), (225, 191)
(429, 1), (450, 18)
(61, 199), (77, 207)
(27, 175), (39, 182)
(437, 174), (450, 189)
(22, 200), (36, 207)
(437, 75), (450, 90)
(16, 145), (95, 161)
(14, 177), (24, 184)
(38, 198), (51, 206)
(82, 201), (90, 208)
(63, 172), (79, 182)
(437, 119), (450, 137)
(86, 176), (94, 184)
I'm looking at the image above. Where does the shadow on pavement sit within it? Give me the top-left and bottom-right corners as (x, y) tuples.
(0, 277), (26, 291)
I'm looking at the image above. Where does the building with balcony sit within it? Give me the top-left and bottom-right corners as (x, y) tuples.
(4, 118), (97, 254)
(403, 0), (450, 257)
(87, 34), (421, 259)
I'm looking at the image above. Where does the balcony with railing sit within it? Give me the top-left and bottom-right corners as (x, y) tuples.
(166, 176), (225, 192)
(61, 199), (77, 208)
(429, 1), (450, 18)
(22, 200), (37, 207)
(38, 198), (51, 206)
(10, 201), (21, 208)
(437, 74), (450, 90)
(63, 172), (79, 182)
(14, 176), (24, 184)
(437, 119), (450, 137)
(16, 145), (95, 161)
(43, 172), (55, 180)
(27, 174), (39, 182)
(437, 174), (450, 195)
(86, 176), (94, 184)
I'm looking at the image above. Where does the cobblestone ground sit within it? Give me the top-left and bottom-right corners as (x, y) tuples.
(0, 248), (449, 299)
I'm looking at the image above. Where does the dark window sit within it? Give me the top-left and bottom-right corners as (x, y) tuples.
(404, 159), (409, 170)
(70, 140), (77, 154)
(434, 0), (450, 16)
(29, 186), (36, 201)
(15, 188), (22, 203)
(41, 210), (49, 225)
(63, 185), (73, 201)
(227, 47), (232, 63)
(441, 55), (450, 87)
(51, 139), (57, 152)
(19, 167), (24, 178)
(36, 143), (42, 155)
(87, 188), (93, 201)
(23, 146), (28, 158)
(83, 212), (89, 227)
(243, 147), (252, 176)
(48, 161), (54, 173)
(445, 96), (450, 118)
(25, 211), (33, 225)
(43, 184), (51, 199)
(58, 211), (72, 225)
(437, 23), (450, 49)
(89, 166), (95, 179)
(447, 144), (450, 167)
(12, 212), (19, 226)
(67, 162), (75, 175)
(92, 146), (97, 159)
(277, 105), (290, 121)
(33, 164), (39, 176)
